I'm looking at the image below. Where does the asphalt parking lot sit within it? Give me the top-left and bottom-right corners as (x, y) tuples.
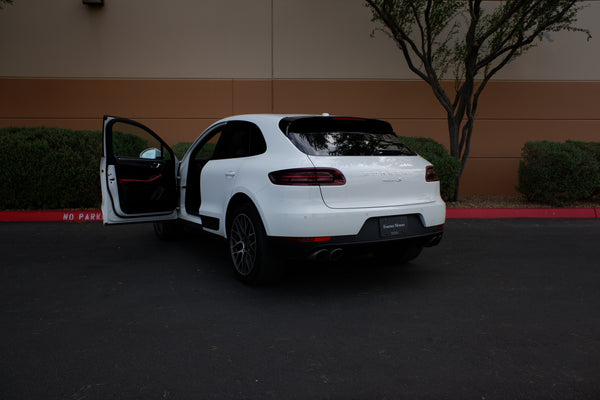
(1, 219), (599, 399)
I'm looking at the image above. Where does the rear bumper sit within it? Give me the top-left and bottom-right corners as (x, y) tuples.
(326, 214), (443, 246)
(270, 213), (444, 258)
(258, 194), (446, 238)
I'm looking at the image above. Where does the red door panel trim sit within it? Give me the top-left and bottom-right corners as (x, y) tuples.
(119, 173), (163, 184)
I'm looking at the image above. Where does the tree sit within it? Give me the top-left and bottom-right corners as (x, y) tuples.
(366, 0), (590, 201)
(0, 0), (13, 10)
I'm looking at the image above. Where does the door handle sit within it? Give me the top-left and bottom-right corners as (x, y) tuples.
(225, 171), (236, 178)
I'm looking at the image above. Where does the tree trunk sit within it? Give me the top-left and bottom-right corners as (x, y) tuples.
(447, 116), (462, 202)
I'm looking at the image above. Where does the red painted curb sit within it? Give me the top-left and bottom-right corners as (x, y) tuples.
(446, 208), (598, 219)
(0, 210), (103, 222)
(1, 209), (599, 222)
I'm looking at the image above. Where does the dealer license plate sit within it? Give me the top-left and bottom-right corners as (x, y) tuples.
(379, 216), (408, 238)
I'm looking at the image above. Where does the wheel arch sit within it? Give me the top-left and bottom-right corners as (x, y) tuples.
(225, 192), (265, 237)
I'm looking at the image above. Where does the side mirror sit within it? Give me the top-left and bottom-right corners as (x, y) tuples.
(140, 148), (162, 159)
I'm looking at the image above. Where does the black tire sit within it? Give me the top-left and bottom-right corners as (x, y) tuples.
(153, 220), (179, 241)
(227, 203), (279, 285)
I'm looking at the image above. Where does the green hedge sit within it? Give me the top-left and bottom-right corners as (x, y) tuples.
(399, 136), (461, 201)
(112, 131), (149, 158)
(567, 140), (600, 162)
(172, 141), (193, 160)
(0, 127), (459, 210)
(518, 141), (600, 206)
(0, 127), (103, 210)
(0, 128), (197, 210)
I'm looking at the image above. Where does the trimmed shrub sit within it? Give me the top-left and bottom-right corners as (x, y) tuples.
(399, 136), (461, 201)
(518, 141), (600, 206)
(0, 127), (197, 210)
(112, 131), (149, 158)
(567, 140), (600, 166)
(172, 141), (193, 160)
(567, 140), (600, 197)
(0, 127), (103, 210)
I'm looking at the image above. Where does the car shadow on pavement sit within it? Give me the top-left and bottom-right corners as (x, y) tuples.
(163, 227), (439, 294)
(280, 255), (436, 290)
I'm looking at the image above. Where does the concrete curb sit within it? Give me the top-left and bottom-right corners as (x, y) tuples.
(1, 209), (599, 222)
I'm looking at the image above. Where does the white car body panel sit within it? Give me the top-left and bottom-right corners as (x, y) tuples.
(308, 155), (438, 209)
(255, 187), (445, 237)
(198, 158), (241, 231)
(100, 113), (445, 241)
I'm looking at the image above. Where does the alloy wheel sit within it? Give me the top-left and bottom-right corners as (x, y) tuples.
(229, 213), (257, 276)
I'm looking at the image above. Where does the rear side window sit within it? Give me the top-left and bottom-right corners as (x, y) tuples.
(280, 117), (415, 156)
(213, 121), (267, 160)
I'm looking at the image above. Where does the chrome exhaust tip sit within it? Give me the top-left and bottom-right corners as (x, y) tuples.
(330, 248), (344, 262)
(309, 249), (330, 262)
(424, 233), (443, 247)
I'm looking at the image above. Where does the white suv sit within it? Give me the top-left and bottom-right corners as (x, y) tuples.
(100, 114), (445, 284)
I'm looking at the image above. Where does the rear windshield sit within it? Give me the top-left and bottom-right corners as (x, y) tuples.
(280, 117), (415, 156)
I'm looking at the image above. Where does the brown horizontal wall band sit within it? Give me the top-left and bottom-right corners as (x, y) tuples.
(1, 78), (599, 196)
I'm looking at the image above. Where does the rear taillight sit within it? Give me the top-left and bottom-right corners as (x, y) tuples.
(268, 168), (346, 186)
(426, 166), (439, 182)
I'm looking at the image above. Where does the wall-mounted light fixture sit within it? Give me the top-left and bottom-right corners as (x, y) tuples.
(83, 0), (104, 6)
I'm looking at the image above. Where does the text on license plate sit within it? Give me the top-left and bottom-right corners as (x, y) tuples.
(379, 216), (408, 238)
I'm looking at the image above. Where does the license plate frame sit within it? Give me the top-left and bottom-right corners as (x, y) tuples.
(379, 216), (408, 238)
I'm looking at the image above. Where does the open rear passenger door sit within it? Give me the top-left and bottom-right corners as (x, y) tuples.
(100, 116), (178, 224)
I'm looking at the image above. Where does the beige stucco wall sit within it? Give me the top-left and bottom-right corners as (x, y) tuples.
(0, 0), (273, 78)
(0, 0), (597, 79)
